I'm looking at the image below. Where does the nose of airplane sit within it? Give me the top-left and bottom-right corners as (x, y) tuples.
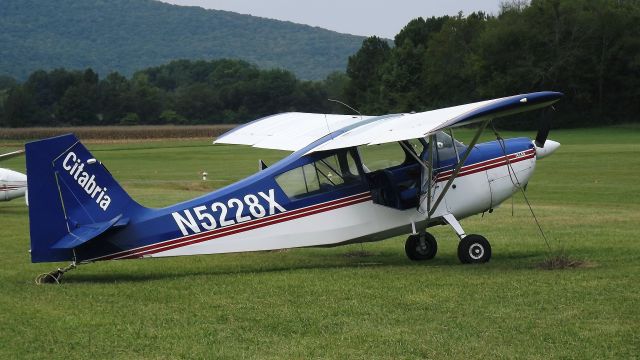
(534, 139), (561, 159)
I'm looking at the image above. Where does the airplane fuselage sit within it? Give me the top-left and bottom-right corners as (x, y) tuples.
(54, 137), (539, 263)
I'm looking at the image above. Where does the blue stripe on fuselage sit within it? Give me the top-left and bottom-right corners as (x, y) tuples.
(437, 137), (534, 172)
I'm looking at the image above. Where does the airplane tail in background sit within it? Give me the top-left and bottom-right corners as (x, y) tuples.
(26, 134), (142, 263)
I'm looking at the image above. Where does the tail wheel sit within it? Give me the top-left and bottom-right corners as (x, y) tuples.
(457, 234), (492, 264)
(405, 232), (437, 261)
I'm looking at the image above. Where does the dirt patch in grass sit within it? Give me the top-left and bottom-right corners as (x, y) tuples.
(536, 254), (596, 270)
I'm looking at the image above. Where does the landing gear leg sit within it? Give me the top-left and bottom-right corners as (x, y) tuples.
(443, 213), (466, 239)
(35, 262), (76, 285)
(443, 213), (492, 264)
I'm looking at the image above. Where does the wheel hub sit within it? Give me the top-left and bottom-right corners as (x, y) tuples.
(469, 243), (484, 260)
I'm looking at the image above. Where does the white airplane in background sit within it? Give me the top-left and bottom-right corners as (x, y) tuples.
(1, 150), (27, 203)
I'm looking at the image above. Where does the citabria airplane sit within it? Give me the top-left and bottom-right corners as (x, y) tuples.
(26, 91), (562, 283)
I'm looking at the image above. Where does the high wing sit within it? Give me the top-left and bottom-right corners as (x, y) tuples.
(0, 150), (25, 161)
(213, 112), (373, 151)
(309, 92), (562, 154)
(214, 91), (563, 153)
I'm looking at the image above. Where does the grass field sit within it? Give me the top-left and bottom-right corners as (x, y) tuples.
(0, 126), (638, 359)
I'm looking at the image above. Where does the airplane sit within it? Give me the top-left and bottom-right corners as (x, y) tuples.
(26, 91), (562, 283)
(1, 150), (27, 203)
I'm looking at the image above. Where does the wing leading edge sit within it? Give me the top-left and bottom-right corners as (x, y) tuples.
(214, 91), (563, 153)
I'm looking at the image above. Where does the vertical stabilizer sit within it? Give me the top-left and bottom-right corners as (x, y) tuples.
(26, 134), (141, 262)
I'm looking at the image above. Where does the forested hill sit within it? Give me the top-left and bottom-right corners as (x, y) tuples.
(0, 0), (365, 80)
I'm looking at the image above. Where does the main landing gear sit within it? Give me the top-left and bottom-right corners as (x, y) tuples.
(457, 234), (491, 264)
(404, 214), (492, 264)
(405, 232), (438, 260)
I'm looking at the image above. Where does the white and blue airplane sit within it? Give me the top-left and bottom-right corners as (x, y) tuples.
(1, 150), (27, 203)
(26, 91), (562, 283)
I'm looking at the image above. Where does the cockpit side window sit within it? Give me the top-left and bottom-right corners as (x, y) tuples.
(405, 138), (425, 157)
(433, 131), (466, 170)
(358, 142), (407, 172)
(275, 149), (362, 200)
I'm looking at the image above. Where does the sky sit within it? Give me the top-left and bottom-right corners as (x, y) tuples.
(159, 0), (502, 39)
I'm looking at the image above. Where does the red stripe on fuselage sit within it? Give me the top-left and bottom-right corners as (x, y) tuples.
(436, 149), (535, 182)
(93, 192), (372, 261)
(0, 186), (26, 191)
(117, 194), (373, 259)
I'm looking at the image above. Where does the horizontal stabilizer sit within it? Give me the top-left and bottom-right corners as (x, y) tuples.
(51, 214), (129, 249)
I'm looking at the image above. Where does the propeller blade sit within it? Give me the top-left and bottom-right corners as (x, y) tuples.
(535, 107), (554, 148)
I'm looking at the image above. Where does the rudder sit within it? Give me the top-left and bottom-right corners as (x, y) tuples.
(26, 134), (140, 262)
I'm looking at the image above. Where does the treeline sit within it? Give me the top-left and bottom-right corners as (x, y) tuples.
(1, 0), (639, 129)
(0, 60), (346, 127)
(345, 0), (640, 127)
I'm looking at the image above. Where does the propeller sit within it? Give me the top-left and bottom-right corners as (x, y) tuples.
(534, 106), (554, 148)
(533, 106), (561, 159)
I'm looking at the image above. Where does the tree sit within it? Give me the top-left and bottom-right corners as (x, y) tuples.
(322, 72), (351, 113)
(120, 112), (140, 126)
(127, 74), (166, 123)
(422, 12), (488, 107)
(3, 86), (39, 127)
(174, 83), (221, 123)
(0, 76), (17, 91)
(99, 72), (133, 124)
(159, 109), (187, 124)
(345, 36), (391, 113)
(343, 1), (640, 128)
(54, 69), (100, 125)
(381, 16), (450, 112)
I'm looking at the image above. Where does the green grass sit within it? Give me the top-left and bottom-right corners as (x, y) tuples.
(1, 126), (639, 359)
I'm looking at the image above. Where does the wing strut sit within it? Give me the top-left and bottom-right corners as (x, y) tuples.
(427, 120), (490, 218)
(425, 135), (435, 214)
(398, 139), (434, 211)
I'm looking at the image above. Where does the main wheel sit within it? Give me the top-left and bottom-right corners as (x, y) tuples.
(457, 234), (491, 264)
(405, 232), (437, 261)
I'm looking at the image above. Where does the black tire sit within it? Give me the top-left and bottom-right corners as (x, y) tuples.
(457, 234), (492, 264)
(405, 232), (438, 261)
